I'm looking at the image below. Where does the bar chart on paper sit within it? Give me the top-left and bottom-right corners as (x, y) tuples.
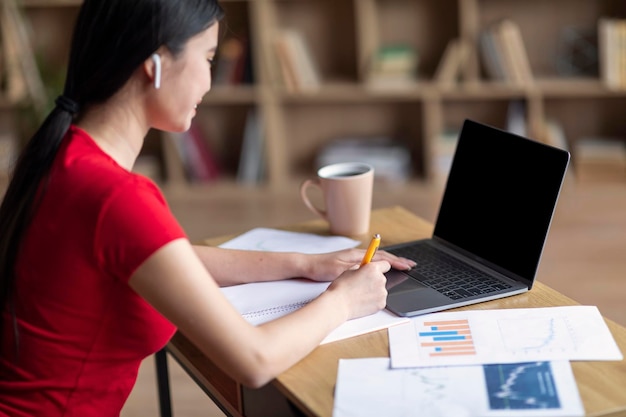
(389, 306), (623, 368)
(417, 319), (476, 357)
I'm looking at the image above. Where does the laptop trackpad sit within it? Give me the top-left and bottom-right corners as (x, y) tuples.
(385, 270), (451, 315)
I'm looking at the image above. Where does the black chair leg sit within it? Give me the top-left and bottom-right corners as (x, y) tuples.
(155, 348), (173, 417)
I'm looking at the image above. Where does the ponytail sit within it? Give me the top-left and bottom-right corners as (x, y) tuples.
(0, 97), (78, 342)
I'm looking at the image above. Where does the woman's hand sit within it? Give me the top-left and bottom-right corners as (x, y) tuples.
(325, 260), (391, 320)
(303, 248), (416, 282)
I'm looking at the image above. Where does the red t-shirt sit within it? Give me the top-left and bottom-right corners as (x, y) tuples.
(0, 126), (187, 416)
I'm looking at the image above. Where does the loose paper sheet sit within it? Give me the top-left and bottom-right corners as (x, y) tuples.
(219, 227), (361, 253)
(389, 306), (623, 368)
(333, 358), (584, 417)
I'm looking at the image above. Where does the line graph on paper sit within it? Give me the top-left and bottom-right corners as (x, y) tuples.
(496, 317), (578, 356)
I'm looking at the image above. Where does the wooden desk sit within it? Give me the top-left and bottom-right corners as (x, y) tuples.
(167, 206), (626, 417)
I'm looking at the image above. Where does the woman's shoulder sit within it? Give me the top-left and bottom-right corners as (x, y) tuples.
(62, 126), (160, 188)
(50, 126), (166, 210)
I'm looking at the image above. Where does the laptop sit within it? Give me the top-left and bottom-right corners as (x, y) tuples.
(384, 119), (570, 317)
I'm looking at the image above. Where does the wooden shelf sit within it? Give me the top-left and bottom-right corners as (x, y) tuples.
(537, 78), (626, 98)
(438, 82), (530, 100)
(201, 86), (259, 106)
(276, 82), (429, 103)
(19, 0), (81, 7)
(2, 0), (626, 189)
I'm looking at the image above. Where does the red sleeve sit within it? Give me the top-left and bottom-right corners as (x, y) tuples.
(95, 177), (187, 282)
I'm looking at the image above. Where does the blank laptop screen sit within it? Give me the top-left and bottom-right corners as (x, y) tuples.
(433, 120), (570, 284)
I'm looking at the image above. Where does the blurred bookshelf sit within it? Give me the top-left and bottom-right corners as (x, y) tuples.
(1, 0), (625, 194)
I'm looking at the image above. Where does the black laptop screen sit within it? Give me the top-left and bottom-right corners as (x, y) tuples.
(433, 119), (570, 284)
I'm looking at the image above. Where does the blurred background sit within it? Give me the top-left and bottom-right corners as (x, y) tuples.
(1, 1), (625, 416)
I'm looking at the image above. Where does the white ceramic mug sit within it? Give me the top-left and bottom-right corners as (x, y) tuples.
(300, 162), (374, 236)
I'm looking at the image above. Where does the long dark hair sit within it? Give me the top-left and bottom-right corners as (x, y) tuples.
(0, 0), (223, 342)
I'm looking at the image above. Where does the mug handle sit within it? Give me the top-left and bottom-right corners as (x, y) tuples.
(300, 179), (328, 221)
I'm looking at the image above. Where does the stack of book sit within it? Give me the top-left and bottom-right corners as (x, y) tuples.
(479, 19), (534, 86)
(316, 137), (412, 183)
(575, 136), (626, 180)
(598, 18), (626, 90)
(366, 44), (418, 89)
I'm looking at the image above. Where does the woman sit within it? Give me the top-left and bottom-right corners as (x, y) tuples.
(0, 0), (414, 415)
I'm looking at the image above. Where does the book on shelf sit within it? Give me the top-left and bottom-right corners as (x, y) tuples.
(187, 123), (221, 183)
(237, 108), (265, 185)
(434, 38), (470, 87)
(213, 36), (252, 86)
(0, 130), (17, 180)
(0, 2), (26, 103)
(598, 18), (626, 90)
(480, 19), (533, 86)
(479, 29), (506, 81)
(432, 128), (459, 182)
(273, 29), (320, 92)
(506, 99), (527, 137)
(0, 0), (47, 116)
(366, 44), (418, 89)
(273, 33), (299, 91)
(168, 123), (221, 184)
(500, 19), (534, 85)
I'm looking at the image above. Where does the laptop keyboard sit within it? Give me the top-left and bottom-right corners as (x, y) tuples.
(389, 244), (512, 300)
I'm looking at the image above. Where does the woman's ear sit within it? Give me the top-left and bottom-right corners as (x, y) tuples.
(151, 53), (161, 89)
(144, 52), (163, 89)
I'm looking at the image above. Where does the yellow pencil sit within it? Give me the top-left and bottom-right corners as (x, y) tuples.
(360, 234), (381, 266)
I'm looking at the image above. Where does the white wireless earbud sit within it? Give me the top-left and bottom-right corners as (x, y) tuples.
(151, 53), (161, 89)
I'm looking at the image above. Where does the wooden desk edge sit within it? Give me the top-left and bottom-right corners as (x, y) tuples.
(167, 333), (243, 417)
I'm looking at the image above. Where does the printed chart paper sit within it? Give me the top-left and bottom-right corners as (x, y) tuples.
(389, 306), (622, 368)
(333, 358), (584, 417)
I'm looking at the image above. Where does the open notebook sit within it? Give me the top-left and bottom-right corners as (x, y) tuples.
(218, 228), (409, 344)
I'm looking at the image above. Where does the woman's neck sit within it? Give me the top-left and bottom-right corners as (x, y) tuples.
(75, 93), (149, 171)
